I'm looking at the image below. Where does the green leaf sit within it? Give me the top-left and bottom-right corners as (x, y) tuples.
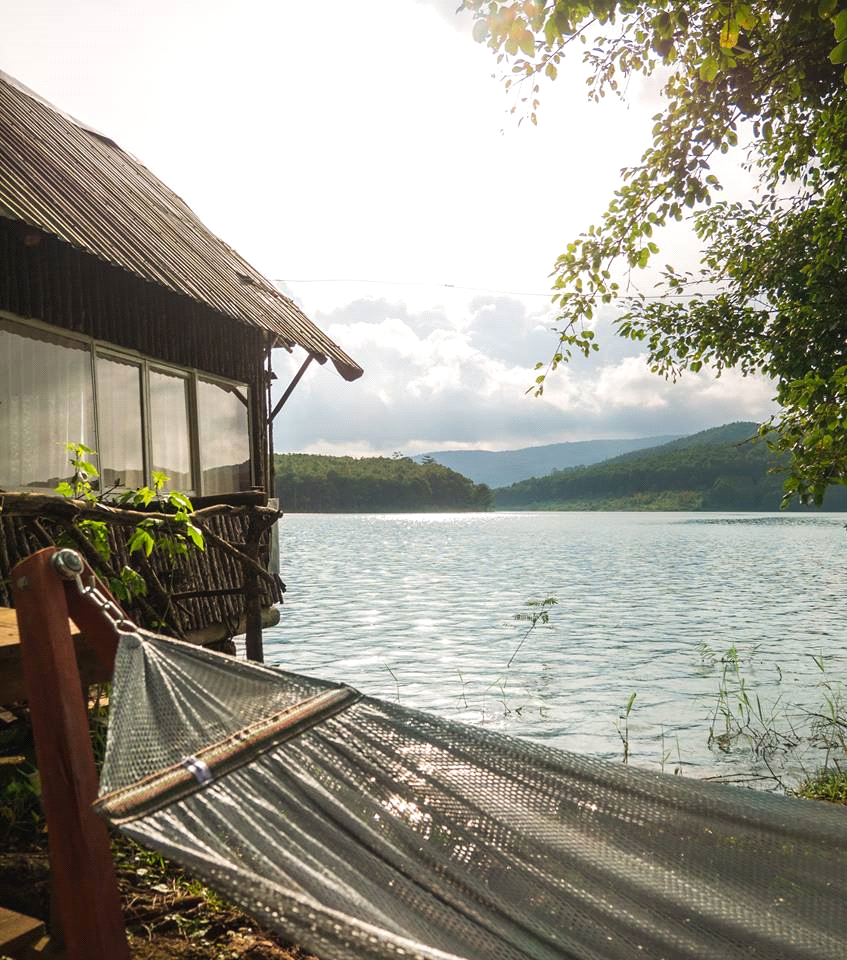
(120, 565), (147, 598)
(54, 482), (75, 497)
(720, 21), (739, 49)
(185, 523), (205, 551)
(735, 5), (757, 30)
(151, 470), (170, 492)
(699, 56), (719, 82)
(168, 491), (193, 512)
(79, 520), (110, 561)
(820, 0), (839, 17)
(830, 38), (847, 63)
(135, 486), (155, 507)
(67, 442), (95, 455)
(109, 577), (130, 602)
(518, 29), (535, 58)
(128, 527), (155, 557)
(835, 9), (847, 41)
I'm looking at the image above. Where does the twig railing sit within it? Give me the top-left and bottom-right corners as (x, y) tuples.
(0, 492), (282, 660)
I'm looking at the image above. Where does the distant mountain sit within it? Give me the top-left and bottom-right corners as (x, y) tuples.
(416, 435), (682, 488)
(493, 421), (847, 511)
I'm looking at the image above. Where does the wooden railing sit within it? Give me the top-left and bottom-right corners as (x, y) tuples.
(0, 493), (283, 660)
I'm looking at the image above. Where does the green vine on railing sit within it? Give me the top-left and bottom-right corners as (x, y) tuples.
(54, 443), (205, 619)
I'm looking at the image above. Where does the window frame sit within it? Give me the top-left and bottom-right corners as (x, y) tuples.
(93, 351), (147, 492)
(0, 310), (254, 497)
(144, 362), (197, 495)
(0, 312), (98, 492)
(195, 374), (253, 497)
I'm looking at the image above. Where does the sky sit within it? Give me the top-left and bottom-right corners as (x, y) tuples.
(1, 0), (776, 455)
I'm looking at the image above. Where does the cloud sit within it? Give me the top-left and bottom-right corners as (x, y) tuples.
(271, 296), (777, 457)
(463, 296), (560, 366)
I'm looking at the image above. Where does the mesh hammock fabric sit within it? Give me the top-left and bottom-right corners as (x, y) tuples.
(95, 629), (847, 960)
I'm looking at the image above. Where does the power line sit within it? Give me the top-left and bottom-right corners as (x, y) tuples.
(273, 278), (553, 298)
(273, 277), (708, 301)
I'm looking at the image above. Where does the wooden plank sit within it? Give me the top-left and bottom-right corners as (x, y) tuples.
(22, 933), (63, 958)
(2, 602), (282, 704)
(0, 905), (46, 954)
(12, 548), (130, 960)
(0, 608), (109, 706)
(0, 608), (75, 647)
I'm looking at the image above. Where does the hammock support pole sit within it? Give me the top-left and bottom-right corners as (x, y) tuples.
(11, 547), (130, 960)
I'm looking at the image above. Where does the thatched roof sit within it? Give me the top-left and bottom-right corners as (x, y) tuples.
(0, 71), (362, 381)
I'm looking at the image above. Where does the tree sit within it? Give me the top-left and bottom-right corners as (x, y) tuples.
(463, 1), (847, 504)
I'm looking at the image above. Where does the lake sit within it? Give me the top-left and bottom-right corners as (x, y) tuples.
(263, 511), (847, 784)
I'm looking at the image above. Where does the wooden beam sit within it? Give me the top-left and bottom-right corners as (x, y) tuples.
(181, 605), (280, 647)
(0, 492), (275, 526)
(11, 547), (130, 960)
(267, 353), (314, 424)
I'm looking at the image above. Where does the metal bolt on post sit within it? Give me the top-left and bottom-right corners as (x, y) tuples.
(52, 548), (85, 580)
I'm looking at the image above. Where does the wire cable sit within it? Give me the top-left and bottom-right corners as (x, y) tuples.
(273, 277), (709, 301)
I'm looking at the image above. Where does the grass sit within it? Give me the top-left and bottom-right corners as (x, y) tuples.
(113, 835), (312, 959)
(795, 769), (847, 804)
(0, 829), (312, 959)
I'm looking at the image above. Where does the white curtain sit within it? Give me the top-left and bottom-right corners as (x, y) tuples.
(0, 317), (95, 490)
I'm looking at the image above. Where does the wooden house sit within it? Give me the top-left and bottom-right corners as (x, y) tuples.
(0, 70), (362, 650)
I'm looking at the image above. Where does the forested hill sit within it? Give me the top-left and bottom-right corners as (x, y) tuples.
(274, 454), (493, 513)
(417, 434), (681, 487)
(493, 422), (847, 511)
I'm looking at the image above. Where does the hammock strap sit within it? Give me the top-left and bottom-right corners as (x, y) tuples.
(95, 685), (361, 825)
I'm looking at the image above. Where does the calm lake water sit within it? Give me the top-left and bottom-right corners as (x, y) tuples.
(263, 512), (847, 783)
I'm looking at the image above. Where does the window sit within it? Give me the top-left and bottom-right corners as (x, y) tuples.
(96, 354), (145, 489)
(0, 314), (254, 497)
(0, 318), (95, 490)
(149, 368), (193, 492)
(197, 378), (251, 495)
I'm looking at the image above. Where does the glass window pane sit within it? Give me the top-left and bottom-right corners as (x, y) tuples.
(149, 368), (192, 491)
(0, 318), (95, 490)
(197, 379), (251, 494)
(96, 355), (145, 490)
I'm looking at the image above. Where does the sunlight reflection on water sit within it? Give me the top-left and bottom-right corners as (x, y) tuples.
(263, 511), (847, 782)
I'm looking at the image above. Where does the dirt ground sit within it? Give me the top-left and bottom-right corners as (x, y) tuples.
(0, 703), (315, 959)
(0, 843), (314, 960)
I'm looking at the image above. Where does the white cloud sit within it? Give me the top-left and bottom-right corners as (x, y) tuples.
(271, 296), (776, 456)
(593, 357), (672, 410)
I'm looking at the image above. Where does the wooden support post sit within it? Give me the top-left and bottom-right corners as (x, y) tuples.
(11, 547), (130, 960)
(242, 504), (282, 664)
(243, 512), (264, 663)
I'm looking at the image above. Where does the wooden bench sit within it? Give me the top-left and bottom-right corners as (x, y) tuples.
(0, 608), (110, 707)
(0, 906), (48, 958)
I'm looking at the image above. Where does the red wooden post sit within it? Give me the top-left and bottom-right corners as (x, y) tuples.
(11, 547), (130, 960)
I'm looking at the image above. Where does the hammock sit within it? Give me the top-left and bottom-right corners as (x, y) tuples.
(94, 628), (847, 960)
